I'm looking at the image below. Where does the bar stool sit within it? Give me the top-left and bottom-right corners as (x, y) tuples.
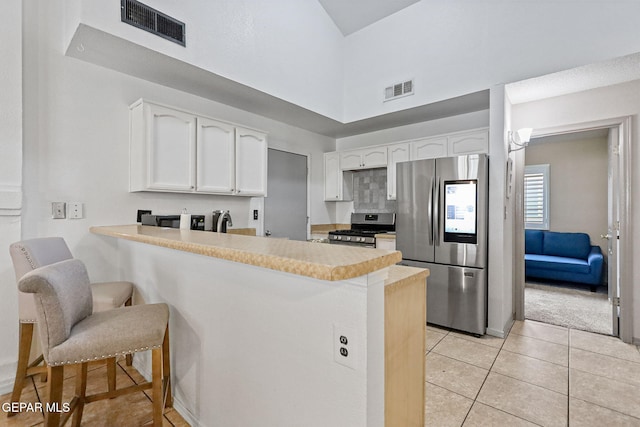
(18, 259), (171, 426)
(8, 237), (134, 416)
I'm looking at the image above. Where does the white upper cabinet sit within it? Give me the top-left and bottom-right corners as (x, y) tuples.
(235, 127), (268, 196)
(196, 117), (235, 194)
(324, 152), (353, 201)
(411, 136), (448, 160)
(448, 130), (489, 155)
(411, 130), (488, 160)
(130, 100), (267, 196)
(387, 143), (410, 200)
(130, 102), (196, 192)
(340, 146), (387, 170)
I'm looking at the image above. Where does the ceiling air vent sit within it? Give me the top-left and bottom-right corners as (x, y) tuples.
(121, 0), (186, 46)
(384, 79), (414, 102)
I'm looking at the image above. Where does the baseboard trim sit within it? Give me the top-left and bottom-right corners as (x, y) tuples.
(486, 317), (515, 339)
(0, 360), (17, 396)
(132, 357), (200, 426)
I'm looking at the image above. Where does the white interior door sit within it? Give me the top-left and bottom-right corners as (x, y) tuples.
(607, 128), (620, 336)
(264, 149), (308, 241)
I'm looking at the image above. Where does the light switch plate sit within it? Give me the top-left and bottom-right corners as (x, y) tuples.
(68, 202), (84, 219)
(52, 202), (66, 219)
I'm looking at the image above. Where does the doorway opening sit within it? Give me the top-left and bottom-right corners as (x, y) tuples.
(514, 117), (632, 342)
(522, 129), (612, 335)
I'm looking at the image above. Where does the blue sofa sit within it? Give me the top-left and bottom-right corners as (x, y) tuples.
(525, 230), (604, 291)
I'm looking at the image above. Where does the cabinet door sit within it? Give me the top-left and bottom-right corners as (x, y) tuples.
(147, 104), (196, 191)
(235, 127), (267, 196)
(196, 118), (235, 194)
(340, 150), (363, 170)
(324, 152), (341, 200)
(448, 130), (489, 155)
(387, 143), (410, 200)
(411, 137), (447, 160)
(362, 147), (387, 168)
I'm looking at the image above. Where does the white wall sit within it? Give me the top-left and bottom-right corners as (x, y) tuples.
(342, 0), (640, 122)
(69, 0), (345, 121)
(336, 110), (489, 150)
(510, 79), (640, 341)
(526, 136), (609, 255)
(0, 0), (22, 393)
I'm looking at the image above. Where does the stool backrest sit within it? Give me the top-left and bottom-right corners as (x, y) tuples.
(18, 259), (93, 354)
(9, 237), (75, 322)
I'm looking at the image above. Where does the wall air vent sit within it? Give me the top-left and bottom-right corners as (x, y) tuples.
(121, 0), (186, 46)
(384, 79), (414, 102)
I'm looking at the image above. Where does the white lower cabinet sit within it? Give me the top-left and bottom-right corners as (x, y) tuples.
(130, 99), (267, 196)
(376, 238), (396, 250)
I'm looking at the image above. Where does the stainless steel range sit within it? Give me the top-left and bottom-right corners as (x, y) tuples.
(328, 213), (395, 248)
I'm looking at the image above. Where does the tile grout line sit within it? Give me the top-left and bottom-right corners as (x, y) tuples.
(116, 361), (177, 427)
(458, 327), (509, 426)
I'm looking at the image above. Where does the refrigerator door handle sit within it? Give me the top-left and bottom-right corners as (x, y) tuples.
(428, 176), (434, 245)
(434, 176), (440, 246)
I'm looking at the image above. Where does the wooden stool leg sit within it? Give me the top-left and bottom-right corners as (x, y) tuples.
(106, 357), (117, 393)
(45, 365), (64, 427)
(162, 326), (172, 408)
(8, 323), (34, 417)
(151, 347), (163, 426)
(71, 363), (88, 427)
(125, 297), (133, 366)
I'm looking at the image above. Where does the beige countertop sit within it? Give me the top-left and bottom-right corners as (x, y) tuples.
(385, 264), (429, 287)
(375, 233), (396, 240)
(91, 225), (403, 282)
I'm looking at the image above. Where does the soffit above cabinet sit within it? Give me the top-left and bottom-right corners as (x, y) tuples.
(66, 24), (489, 138)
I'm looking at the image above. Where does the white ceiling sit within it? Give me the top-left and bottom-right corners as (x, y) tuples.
(317, 0), (420, 36)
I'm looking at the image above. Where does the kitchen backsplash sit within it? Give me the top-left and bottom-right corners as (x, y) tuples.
(353, 168), (397, 213)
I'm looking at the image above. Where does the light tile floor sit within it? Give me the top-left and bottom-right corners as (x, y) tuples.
(426, 320), (640, 426)
(0, 360), (189, 427)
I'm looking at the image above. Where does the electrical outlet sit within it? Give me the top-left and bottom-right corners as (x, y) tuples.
(253, 210), (259, 220)
(68, 202), (84, 219)
(52, 202), (66, 219)
(333, 324), (357, 370)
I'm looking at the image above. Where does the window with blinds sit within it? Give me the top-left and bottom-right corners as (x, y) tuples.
(524, 164), (550, 230)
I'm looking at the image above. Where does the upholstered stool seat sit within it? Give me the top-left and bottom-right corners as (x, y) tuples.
(45, 304), (168, 367)
(8, 237), (135, 417)
(18, 259), (171, 426)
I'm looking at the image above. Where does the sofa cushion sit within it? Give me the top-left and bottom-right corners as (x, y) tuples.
(525, 254), (591, 275)
(525, 230), (544, 255)
(543, 232), (591, 260)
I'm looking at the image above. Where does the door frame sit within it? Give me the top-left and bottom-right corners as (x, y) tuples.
(514, 116), (632, 343)
(264, 147), (311, 239)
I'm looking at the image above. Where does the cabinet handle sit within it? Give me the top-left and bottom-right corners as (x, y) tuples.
(237, 189), (241, 193)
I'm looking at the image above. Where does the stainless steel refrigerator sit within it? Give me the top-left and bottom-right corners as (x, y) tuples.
(397, 154), (488, 335)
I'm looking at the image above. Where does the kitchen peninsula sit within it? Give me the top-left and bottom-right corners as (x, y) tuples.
(90, 225), (428, 427)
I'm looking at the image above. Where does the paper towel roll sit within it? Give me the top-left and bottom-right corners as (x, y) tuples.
(180, 209), (190, 230)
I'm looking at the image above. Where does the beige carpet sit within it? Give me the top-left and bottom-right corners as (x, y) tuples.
(525, 282), (612, 335)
